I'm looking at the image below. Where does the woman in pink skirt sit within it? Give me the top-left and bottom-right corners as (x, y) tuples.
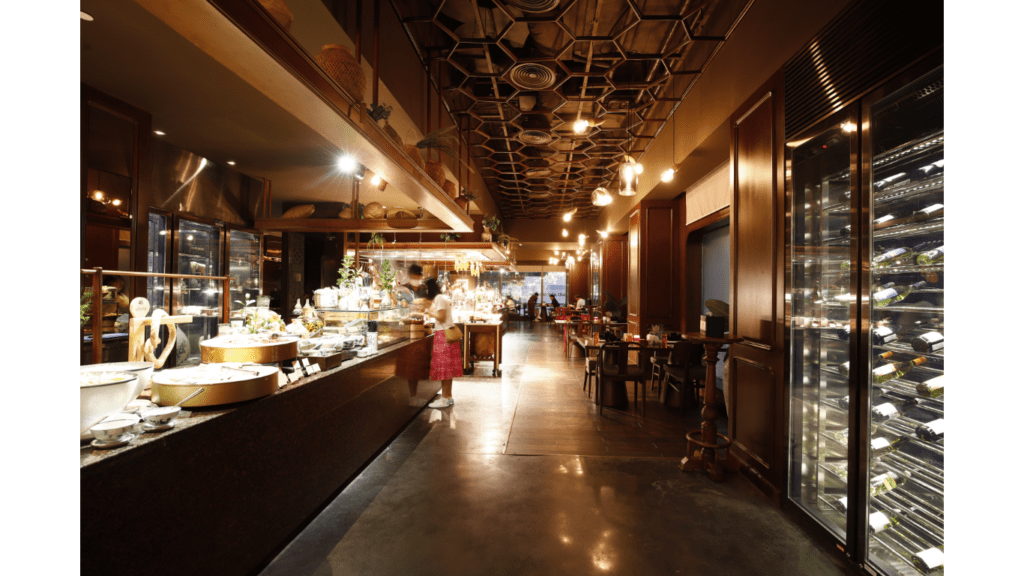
(423, 278), (462, 408)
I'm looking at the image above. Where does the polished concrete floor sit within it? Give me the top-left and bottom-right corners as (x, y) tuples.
(261, 322), (857, 576)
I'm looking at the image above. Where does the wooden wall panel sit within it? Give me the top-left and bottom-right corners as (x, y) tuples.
(728, 70), (787, 503)
(731, 358), (776, 469)
(600, 235), (627, 305)
(643, 205), (676, 327)
(568, 256), (590, 305)
(734, 94), (776, 346)
(627, 210), (641, 332)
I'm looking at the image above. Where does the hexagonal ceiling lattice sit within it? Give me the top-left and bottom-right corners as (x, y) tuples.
(390, 0), (753, 219)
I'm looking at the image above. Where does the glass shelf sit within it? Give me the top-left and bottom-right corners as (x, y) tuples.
(872, 218), (944, 241)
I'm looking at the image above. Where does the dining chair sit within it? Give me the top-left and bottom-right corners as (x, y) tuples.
(596, 341), (645, 416)
(662, 341), (706, 409)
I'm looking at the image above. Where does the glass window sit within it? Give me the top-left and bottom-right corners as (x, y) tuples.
(542, 271), (566, 307)
(176, 219), (221, 365)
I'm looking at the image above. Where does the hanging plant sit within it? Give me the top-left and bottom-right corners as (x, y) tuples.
(368, 232), (386, 249)
(439, 233), (461, 242)
(337, 255), (358, 290)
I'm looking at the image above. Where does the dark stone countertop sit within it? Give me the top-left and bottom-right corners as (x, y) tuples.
(80, 334), (431, 470)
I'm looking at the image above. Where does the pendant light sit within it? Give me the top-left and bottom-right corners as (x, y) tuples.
(619, 78), (639, 196)
(591, 187), (612, 206)
(661, 79), (678, 183)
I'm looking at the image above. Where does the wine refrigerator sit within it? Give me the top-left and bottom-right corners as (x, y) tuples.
(787, 63), (944, 576)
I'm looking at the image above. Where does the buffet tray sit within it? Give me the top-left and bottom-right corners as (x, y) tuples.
(200, 337), (298, 363)
(151, 365), (280, 407)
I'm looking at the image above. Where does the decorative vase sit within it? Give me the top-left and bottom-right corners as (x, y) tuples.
(442, 179), (458, 199)
(314, 44), (366, 102)
(258, 0), (293, 31)
(456, 196), (469, 211)
(481, 230), (492, 242)
(424, 161), (446, 187)
(381, 292), (393, 309)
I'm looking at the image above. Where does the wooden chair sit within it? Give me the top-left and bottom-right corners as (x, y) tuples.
(661, 341), (706, 409)
(596, 341), (645, 416)
(568, 319), (592, 358)
(582, 338), (599, 398)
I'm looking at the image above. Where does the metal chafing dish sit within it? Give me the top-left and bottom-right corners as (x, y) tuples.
(199, 334), (299, 364)
(151, 363), (280, 407)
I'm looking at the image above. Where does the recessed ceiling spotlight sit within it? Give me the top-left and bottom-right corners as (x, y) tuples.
(227, 161), (236, 166)
(561, 229), (568, 237)
(81, 11), (94, 21)
(370, 174), (382, 186)
(661, 168), (675, 183)
(153, 130), (165, 136)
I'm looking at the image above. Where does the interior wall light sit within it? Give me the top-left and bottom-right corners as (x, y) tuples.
(661, 167), (675, 183)
(227, 161), (236, 166)
(153, 130), (165, 136)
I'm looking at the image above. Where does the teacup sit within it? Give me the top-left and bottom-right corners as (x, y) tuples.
(90, 413), (141, 443)
(141, 406), (181, 427)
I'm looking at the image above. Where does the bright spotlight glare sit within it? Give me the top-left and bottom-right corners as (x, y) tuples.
(573, 119), (589, 134)
(371, 174), (381, 186)
(661, 168), (675, 183)
(634, 162), (644, 175)
(563, 213), (572, 222)
(338, 155), (357, 173)
(562, 229), (568, 237)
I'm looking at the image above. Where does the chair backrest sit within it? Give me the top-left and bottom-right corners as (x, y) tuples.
(576, 319), (592, 339)
(669, 340), (704, 366)
(598, 341), (644, 377)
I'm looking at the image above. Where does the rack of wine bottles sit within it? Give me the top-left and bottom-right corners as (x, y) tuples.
(788, 65), (943, 576)
(864, 66), (944, 576)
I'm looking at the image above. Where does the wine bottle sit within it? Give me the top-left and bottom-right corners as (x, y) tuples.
(911, 331), (943, 353)
(915, 418), (944, 442)
(871, 396), (920, 422)
(873, 281), (927, 307)
(915, 375), (944, 398)
(912, 546), (944, 574)
(872, 357), (927, 384)
(871, 281), (895, 293)
(872, 247), (916, 268)
(911, 203), (944, 222)
(835, 324), (852, 341)
(870, 435), (907, 455)
(872, 326), (898, 345)
(868, 469), (909, 496)
(916, 246), (944, 265)
(838, 351), (894, 376)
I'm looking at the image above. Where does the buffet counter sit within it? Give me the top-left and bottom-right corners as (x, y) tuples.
(81, 334), (437, 576)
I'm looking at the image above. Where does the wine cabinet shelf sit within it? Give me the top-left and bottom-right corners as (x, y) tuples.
(875, 341), (944, 360)
(877, 303), (943, 314)
(872, 218), (944, 241)
(871, 132), (944, 173)
(823, 174), (943, 215)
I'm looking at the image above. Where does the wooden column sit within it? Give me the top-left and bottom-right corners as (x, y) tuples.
(626, 200), (681, 338)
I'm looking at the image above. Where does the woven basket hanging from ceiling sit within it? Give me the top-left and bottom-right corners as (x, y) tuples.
(315, 44), (366, 102)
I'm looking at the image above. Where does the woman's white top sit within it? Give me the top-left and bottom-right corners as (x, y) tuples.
(430, 295), (455, 331)
(576, 298), (586, 309)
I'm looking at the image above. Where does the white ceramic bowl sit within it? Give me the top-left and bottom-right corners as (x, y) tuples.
(80, 361), (154, 401)
(90, 413), (141, 443)
(141, 406), (180, 426)
(80, 371), (140, 434)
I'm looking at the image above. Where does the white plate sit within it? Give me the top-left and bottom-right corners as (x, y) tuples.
(90, 433), (135, 449)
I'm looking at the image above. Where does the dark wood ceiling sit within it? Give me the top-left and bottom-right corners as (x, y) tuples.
(390, 0), (752, 219)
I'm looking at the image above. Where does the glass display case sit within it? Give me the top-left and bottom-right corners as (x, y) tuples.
(787, 110), (856, 540)
(865, 66), (944, 576)
(147, 212), (171, 311)
(316, 307), (410, 350)
(227, 229), (261, 319)
(787, 65), (944, 576)
(175, 218), (222, 365)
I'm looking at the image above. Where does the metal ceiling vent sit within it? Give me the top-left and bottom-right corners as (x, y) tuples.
(508, 63), (557, 90)
(506, 0), (561, 14)
(519, 130), (552, 145)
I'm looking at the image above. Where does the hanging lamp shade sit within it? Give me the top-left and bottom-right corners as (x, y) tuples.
(591, 187), (612, 206)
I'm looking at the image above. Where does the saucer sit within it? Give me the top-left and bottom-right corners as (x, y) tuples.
(142, 421), (176, 432)
(90, 433), (135, 449)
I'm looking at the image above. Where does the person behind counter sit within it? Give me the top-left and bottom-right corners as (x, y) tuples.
(396, 264), (427, 305)
(575, 294), (586, 310)
(423, 278), (462, 408)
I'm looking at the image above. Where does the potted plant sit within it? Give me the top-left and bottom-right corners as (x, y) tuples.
(367, 232), (386, 250)
(439, 233), (461, 243)
(481, 214), (500, 242)
(379, 259), (397, 307)
(456, 190), (478, 212)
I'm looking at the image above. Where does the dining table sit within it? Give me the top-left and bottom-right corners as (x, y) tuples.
(577, 335), (660, 409)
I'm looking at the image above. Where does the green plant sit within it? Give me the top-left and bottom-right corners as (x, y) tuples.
(80, 293), (92, 327)
(368, 233), (386, 249)
(460, 190), (479, 201)
(482, 214), (500, 231)
(379, 259), (397, 293)
(337, 255), (358, 290)
(439, 233), (461, 242)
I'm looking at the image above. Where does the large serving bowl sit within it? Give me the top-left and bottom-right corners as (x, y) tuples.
(80, 361), (154, 400)
(80, 371), (139, 434)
